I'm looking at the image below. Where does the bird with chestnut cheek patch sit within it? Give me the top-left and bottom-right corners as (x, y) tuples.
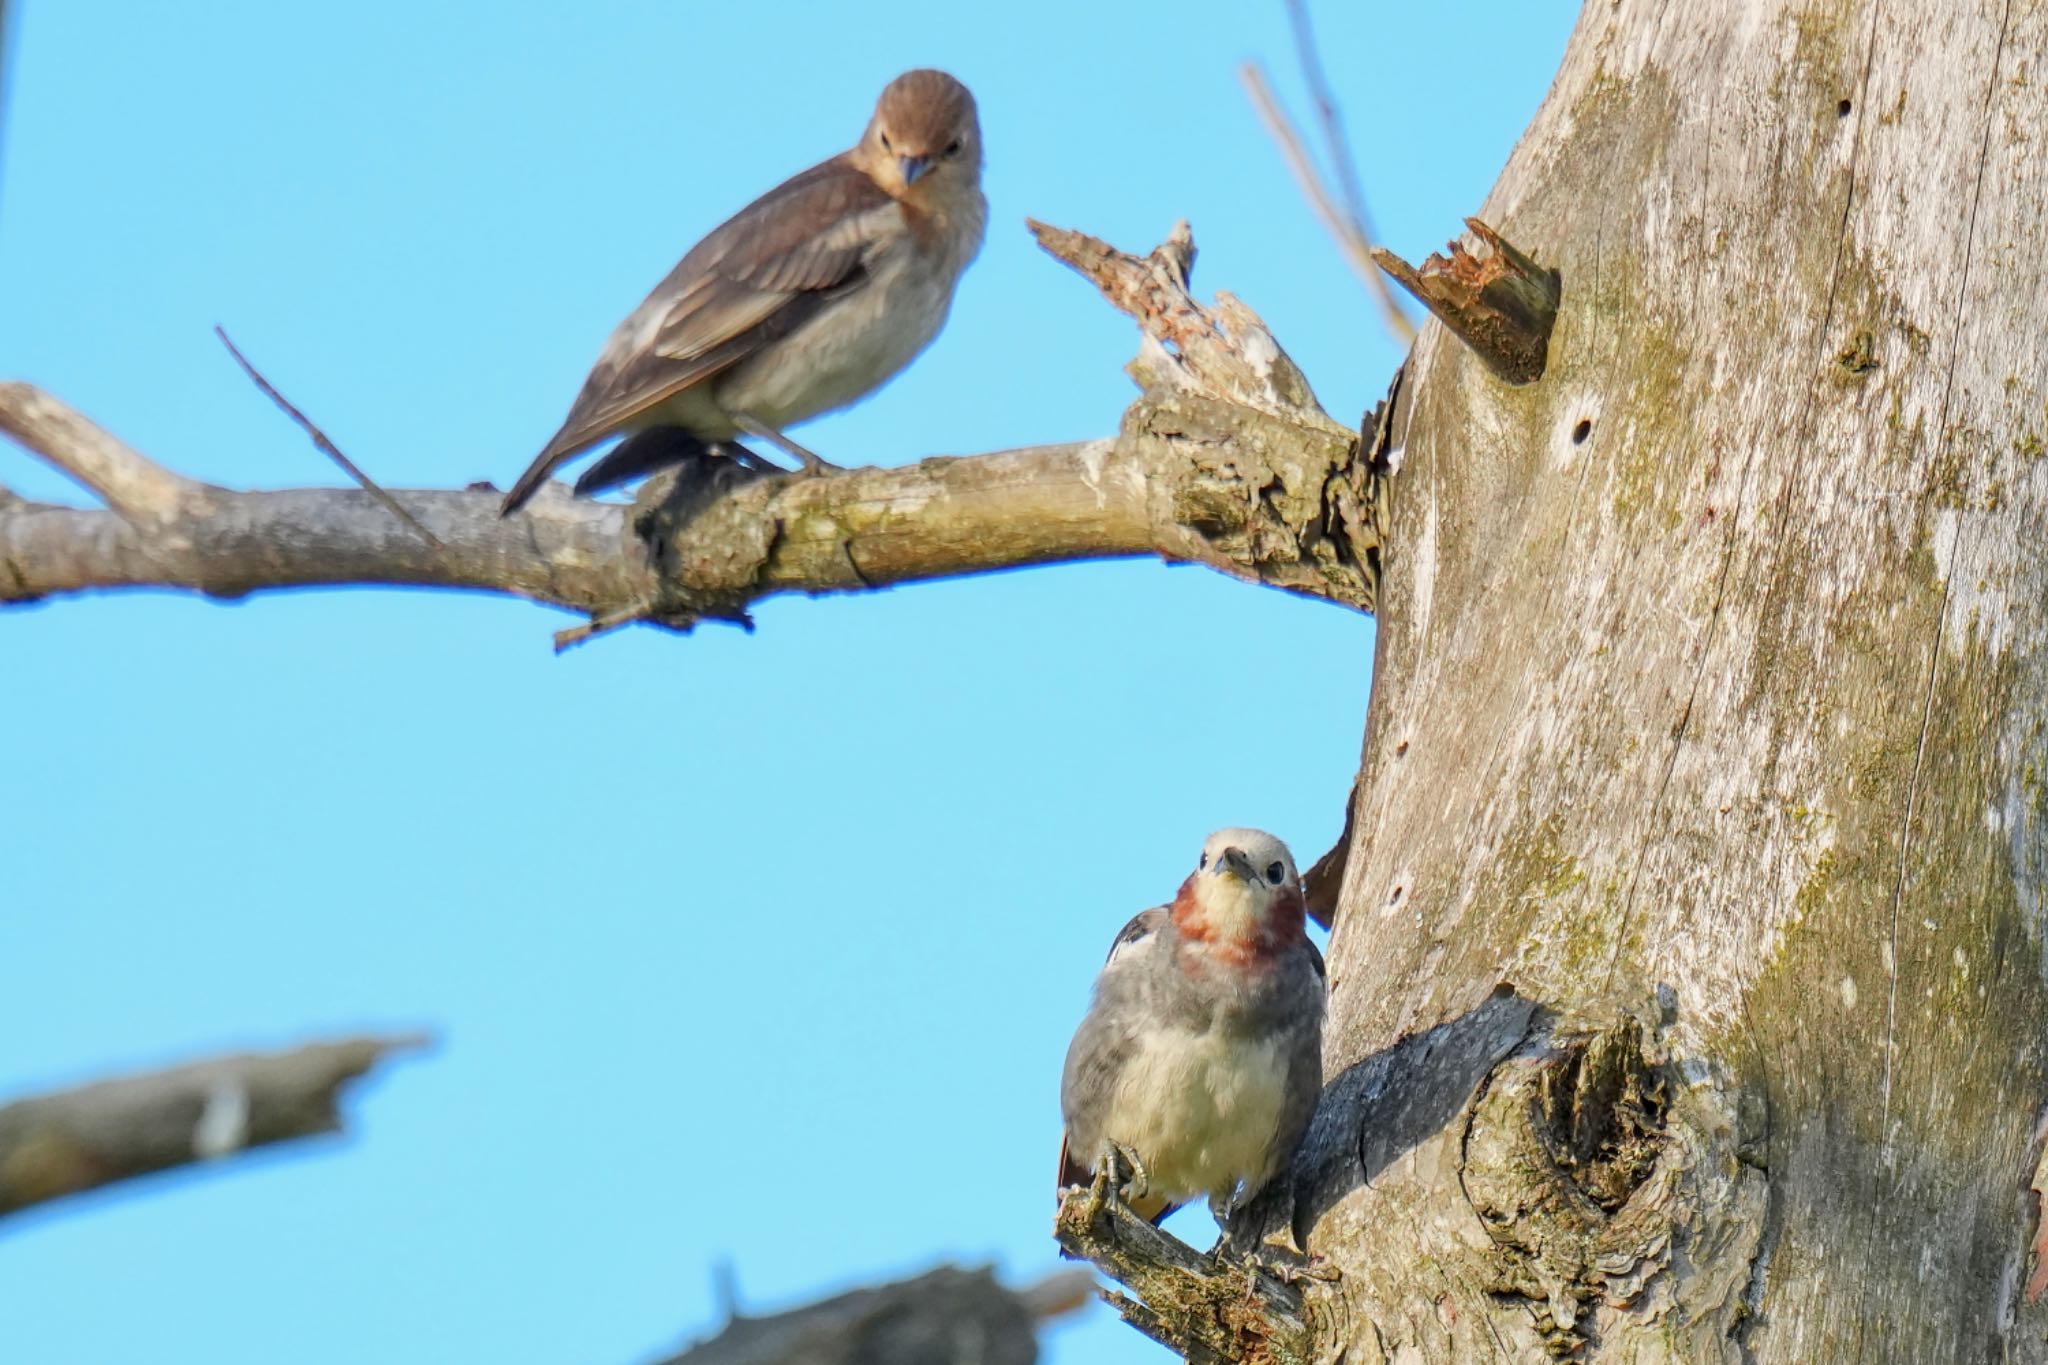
(1058, 828), (1325, 1242)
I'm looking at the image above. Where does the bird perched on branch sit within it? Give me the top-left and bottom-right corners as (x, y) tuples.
(500, 68), (987, 515)
(1059, 828), (1325, 1236)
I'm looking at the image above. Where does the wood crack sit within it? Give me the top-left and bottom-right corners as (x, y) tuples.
(1873, 0), (2014, 1202)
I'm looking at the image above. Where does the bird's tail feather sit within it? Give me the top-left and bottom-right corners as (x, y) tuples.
(498, 440), (574, 517)
(572, 426), (727, 497)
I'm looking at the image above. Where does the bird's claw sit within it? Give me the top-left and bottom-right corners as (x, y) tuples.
(1112, 1140), (1152, 1202)
(786, 449), (843, 478)
(1230, 1244), (1339, 1285)
(1085, 1139), (1150, 1220)
(1284, 1255), (1341, 1284)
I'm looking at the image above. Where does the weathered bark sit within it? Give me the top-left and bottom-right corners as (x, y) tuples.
(1300, 0), (2048, 1360)
(0, 1035), (426, 1217)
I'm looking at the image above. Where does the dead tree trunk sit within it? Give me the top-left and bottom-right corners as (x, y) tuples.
(1302, 0), (2048, 1359)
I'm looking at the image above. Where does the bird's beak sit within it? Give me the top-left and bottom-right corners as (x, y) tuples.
(1212, 848), (1255, 881)
(899, 154), (931, 186)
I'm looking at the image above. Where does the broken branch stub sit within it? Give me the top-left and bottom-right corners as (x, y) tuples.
(1024, 219), (1380, 611)
(1053, 1181), (1320, 1364)
(1372, 218), (1560, 384)
(1026, 217), (1329, 419)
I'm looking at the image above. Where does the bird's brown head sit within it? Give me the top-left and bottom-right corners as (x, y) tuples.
(856, 69), (982, 203)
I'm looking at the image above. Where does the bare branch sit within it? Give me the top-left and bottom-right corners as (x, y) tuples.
(0, 469), (636, 612)
(1239, 62), (1415, 348)
(652, 1264), (1091, 1365)
(0, 379), (204, 522)
(0, 1034), (428, 1218)
(554, 601), (658, 653)
(214, 326), (444, 548)
(2, 223), (1382, 642)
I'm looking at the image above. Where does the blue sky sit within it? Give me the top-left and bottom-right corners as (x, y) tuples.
(0, 4), (1570, 1361)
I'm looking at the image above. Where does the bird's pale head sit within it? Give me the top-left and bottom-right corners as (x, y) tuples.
(1170, 828), (1306, 960)
(856, 69), (982, 201)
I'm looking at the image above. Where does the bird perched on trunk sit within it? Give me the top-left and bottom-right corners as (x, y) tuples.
(1059, 828), (1325, 1236)
(499, 68), (987, 515)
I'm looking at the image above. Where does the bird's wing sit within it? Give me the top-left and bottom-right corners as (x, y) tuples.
(1259, 942), (1330, 1236)
(1102, 906), (1169, 968)
(501, 155), (895, 513)
(1057, 906), (1177, 1223)
(1061, 912), (1165, 1133)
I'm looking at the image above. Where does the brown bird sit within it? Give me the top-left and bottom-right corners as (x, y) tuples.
(499, 69), (987, 515)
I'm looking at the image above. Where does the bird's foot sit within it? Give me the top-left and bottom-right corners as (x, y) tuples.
(1225, 1241), (1338, 1286)
(711, 440), (780, 474)
(1208, 1189), (1267, 1258)
(787, 446), (843, 477)
(1276, 1254), (1341, 1284)
(1083, 1139), (1151, 1221)
(1213, 1223), (1261, 1265)
(729, 413), (844, 477)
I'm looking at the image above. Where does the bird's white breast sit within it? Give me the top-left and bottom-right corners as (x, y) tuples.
(716, 199), (982, 427)
(1101, 1021), (1292, 1208)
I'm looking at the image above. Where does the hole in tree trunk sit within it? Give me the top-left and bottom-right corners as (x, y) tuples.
(1537, 1026), (1670, 1210)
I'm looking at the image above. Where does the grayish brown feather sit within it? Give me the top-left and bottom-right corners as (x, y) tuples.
(501, 70), (984, 515)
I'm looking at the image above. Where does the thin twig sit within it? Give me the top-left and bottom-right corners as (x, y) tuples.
(1015, 1268), (1099, 1323)
(1285, 0), (1375, 257)
(1240, 61), (1415, 347)
(553, 601), (656, 653)
(214, 327), (444, 548)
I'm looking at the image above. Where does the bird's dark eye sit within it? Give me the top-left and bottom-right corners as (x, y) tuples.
(1198, 852), (1209, 870)
(879, 131), (893, 151)
(1266, 862), (1285, 885)
(944, 139), (961, 157)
